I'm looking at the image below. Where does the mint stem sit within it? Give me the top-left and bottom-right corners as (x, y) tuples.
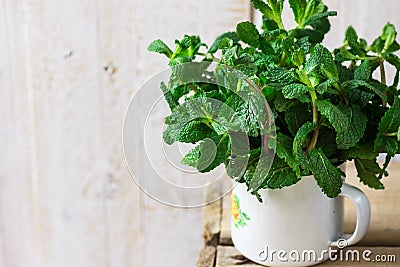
(379, 59), (387, 106)
(382, 132), (398, 137)
(307, 88), (319, 151)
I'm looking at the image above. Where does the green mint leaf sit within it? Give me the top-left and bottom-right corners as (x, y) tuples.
(303, 11), (337, 27)
(177, 121), (216, 143)
(343, 143), (378, 160)
(182, 134), (230, 172)
(305, 44), (338, 78)
(371, 36), (385, 53)
(338, 47), (359, 61)
(385, 53), (400, 71)
(315, 78), (338, 94)
(260, 66), (296, 86)
(209, 32), (240, 53)
(336, 104), (367, 149)
(224, 92), (264, 137)
(309, 15), (331, 34)
(262, 16), (280, 31)
(291, 28), (325, 44)
(148, 39), (173, 58)
(293, 122), (315, 169)
(282, 83), (310, 99)
(163, 97), (224, 144)
(315, 100), (347, 132)
(308, 148), (343, 198)
(378, 97), (400, 133)
(393, 70), (400, 88)
(288, 0), (307, 24)
(160, 82), (178, 110)
(275, 133), (301, 177)
(273, 92), (298, 112)
(236, 22), (260, 48)
(386, 40), (400, 53)
(354, 59), (371, 81)
(342, 80), (387, 103)
(354, 158), (384, 189)
(345, 26), (364, 56)
(262, 29), (287, 42)
(374, 133), (399, 156)
(379, 154), (391, 180)
(260, 156), (300, 189)
(250, 0), (274, 20)
(381, 23), (397, 52)
(316, 127), (337, 158)
(285, 104), (311, 135)
(316, 101), (367, 149)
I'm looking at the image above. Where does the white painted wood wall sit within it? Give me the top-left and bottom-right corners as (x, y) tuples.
(0, 1), (398, 267)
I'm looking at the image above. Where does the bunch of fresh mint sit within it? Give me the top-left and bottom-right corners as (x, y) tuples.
(148, 0), (400, 198)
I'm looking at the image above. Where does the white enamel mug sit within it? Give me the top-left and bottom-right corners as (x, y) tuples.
(231, 175), (371, 266)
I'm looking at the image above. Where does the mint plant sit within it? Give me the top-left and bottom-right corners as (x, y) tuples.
(148, 0), (400, 199)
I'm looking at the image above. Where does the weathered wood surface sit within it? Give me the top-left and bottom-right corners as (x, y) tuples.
(197, 246), (217, 267)
(216, 246), (400, 267)
(220, 191), (233, 246)
(203, 184), (223, 246)
(0, 0), (250, 267)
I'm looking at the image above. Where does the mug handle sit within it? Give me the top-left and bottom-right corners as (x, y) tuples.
(330, 183), (371, 247)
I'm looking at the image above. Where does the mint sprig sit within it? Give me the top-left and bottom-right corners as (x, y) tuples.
(148, 0), (400, 199)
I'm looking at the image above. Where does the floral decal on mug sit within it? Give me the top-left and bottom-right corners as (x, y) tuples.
(231, 193), (250, 228)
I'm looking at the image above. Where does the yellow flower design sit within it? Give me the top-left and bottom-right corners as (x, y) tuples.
(231, 192), (250, 228)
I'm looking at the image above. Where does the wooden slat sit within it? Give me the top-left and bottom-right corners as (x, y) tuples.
(0, 1), (38, 266)
(216, 246), (400, 267)
(96, 1), (144, 266)
(203, 183), (222, 246)
(322, 247), (400, 266)
(197, 246), (217, 267)
(22, 1), (109, 266)
(220, 193), (233, 246)
(216, 246), (259, 267)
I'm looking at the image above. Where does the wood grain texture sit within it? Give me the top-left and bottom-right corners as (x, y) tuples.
(220, 191), (233, 246)
(22, 1), (110, 266)
(96, 1), (144, 266)
(203, 184), (222, 246)
(0, 0), (251, 267)
(216, 246), (400, 267)
(0, 1), (38, 267)
(196, 246), (217, 267)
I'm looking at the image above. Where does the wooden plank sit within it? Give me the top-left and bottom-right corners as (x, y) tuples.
(197, 246), (217, 267)
(21, 1), (109, 266)
(95, 0), (144, 266)
(216, 246), (259, 267)
(322, 247), (400, 266)
(216, 246), (400, 267)
(203, 183), (222, 246)
(0, 1), (38, 266)
(220, 194), (233, 246)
